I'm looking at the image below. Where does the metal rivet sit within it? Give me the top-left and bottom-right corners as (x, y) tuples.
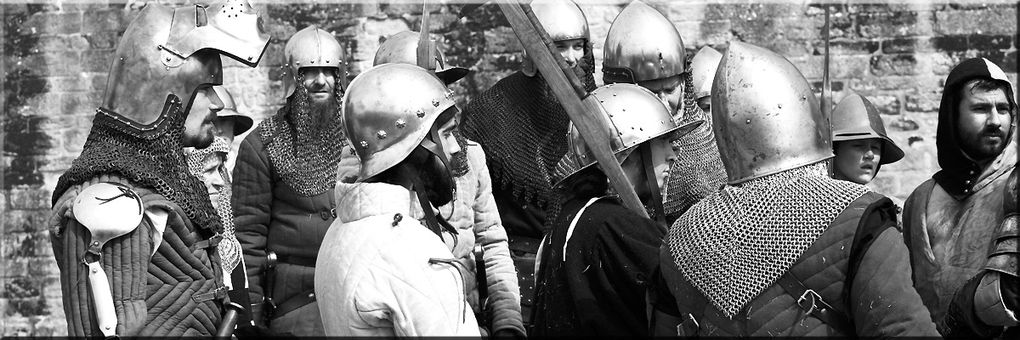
(416, 109), (426, 118)
(777, 103), (783, 109)
(377, 130), (388, 139)
(746, 119), (751, 124)
(359, 140), (369, 148)
(432, 99), (440, 107)
(248, 56), (253, 61)
(395, 119), (406, 128)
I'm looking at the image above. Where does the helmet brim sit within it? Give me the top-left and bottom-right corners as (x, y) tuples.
(436, 67), (471, 85)
(215, 109), (254, 136)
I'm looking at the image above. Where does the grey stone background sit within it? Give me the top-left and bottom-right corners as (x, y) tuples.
(1, 0), (1017, 335)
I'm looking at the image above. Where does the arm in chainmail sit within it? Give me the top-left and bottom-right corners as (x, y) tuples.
(49, 176), (154, 336)
(231, 132), (274, 326)
(469, 146), (525, 335)
(848, 202), (940, 337)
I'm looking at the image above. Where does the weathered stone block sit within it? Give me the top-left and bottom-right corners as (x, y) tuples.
(23, 12), (82, 36)
(969, 34), (1012, 50)
(931, 35), (968, 52)
(82, 32), (119, 50)
(81, 9), (126, 33)
(81, 50), (113, 73)
(484, 26), (520, 54)
(868, 94), (901, 115)
(935, 7), (1017, 35)
(36, 35), (90, 52)
(858, 10), (931, 38)
(871, 54), (919, 76)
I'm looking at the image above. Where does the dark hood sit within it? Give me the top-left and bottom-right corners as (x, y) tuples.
(934, 58), (1016, 198)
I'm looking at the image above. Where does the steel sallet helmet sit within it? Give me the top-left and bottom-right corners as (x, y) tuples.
(690, 46), (723, 100)
(831, 93), (905, 165)
(282, 26), (348, 99)
(102, 0), (269, 126)
(373, 31), (470, 85)
(522, 0), (590, 77)
(712, 41), (832, 184)
(211, 86), (254, 136)
(342, 63), (457, 180)
(556, 83), (700, 186)
(602, 0), (685, 84)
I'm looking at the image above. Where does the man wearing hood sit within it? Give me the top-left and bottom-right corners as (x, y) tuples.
(902, 58), (1018, 338)
(460, 0), (597, 323)
(232, 26), (348, 336)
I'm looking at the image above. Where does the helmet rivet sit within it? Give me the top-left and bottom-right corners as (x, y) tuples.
(432, 99), (440, 107)
(746, 119), (752, 124)
(165, 57), (171, 62)
(359, 141), (369, 148)
(377, 130), (387, 139)
(416, 109), (426, 118)
(248, 56), (253, 61)
(395, 119), (406, 128)
(777, 103), (783, 109)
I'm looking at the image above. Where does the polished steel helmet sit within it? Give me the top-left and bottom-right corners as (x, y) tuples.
(211, 86), (253, 136)
(690, 46), (723, 100)
(102, 0), (269, 126)
(831, 93), (905, 164)
(373, 31), (470, 85)
(282, 26), (348, 99)
(712, 41), (832, 184)
(602, 0), (685, 84)
(531, 0), (589, 42)
(342, 63), (457, 180)
(556, 83), (700, 186)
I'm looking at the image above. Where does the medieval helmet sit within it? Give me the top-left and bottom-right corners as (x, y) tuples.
(690, 46), (723, 100)
(282, 26), (348, 99)
(602, 0), (685, 85)
(712, 41), (832, 184)
(522, 0), (590, 77)
(556, 83), (700, 187)
(211, 86), (253, 136)
(342, 63), (457, 180)
(373, 31), (470, 85)
(101, 0), (269, 126)
(831, 93), (905, 165)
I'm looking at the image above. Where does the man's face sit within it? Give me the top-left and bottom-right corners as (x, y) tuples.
(620, 136), (678, 200)
(638, 76), (684, 118)
(833, 139), (883, 185)
(300, 67), (337, 104)
(436, 111), (462, 162)
(183, 86), (223, 148)
(957, 81), (1012, 161)
(553, 38), (585, 69)
(197, 152), (227, 195)
(213, 118), (236, 144)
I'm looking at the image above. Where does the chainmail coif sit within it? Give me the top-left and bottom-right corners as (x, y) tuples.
(461, 49), (596, 211)
(662, 61), (727, 220)
(185, 136), (241, 273)
(260, 74), (346, 197)
(666, 161), (868, 318)
(53, 97), (222, 234)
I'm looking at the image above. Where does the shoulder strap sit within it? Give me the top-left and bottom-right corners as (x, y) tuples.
(777, 272), (853, 335)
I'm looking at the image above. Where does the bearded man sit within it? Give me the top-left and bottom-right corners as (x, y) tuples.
(602, 1), (726, 223)
(47, 1), (268, 336)
(460, 0), (596, 322)
(232, 26), (347, 336)
(902, 58), (1018, 338)
(652, 42), (939, 337)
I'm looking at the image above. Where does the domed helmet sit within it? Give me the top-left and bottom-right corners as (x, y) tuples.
(602, 0), (685, 85)
(342, 63), (457, 182)
(690, 46), (723, 100)
(373, 31), (470, 85)
(712, 41), (832, 184)
(101, 0), (269, 127)
(282, 26), (348, 100)
(831, 93), (905, 165)
(342, 63), (459, 236)
(556, 84), (701, 220)
(521, 0), (591, 77)
(211, 86), (253, 136)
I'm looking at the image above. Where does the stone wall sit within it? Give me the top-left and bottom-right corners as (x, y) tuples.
(2, 0), (1016, 335)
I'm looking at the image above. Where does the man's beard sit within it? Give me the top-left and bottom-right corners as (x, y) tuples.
(288, 82), (343, 142)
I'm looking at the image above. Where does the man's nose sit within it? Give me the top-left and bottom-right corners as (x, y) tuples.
(986, 109), (1004, 128)
(446, 136), (462, 155)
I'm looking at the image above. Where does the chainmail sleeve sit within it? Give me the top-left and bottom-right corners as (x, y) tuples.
(231, 128), (273, 322)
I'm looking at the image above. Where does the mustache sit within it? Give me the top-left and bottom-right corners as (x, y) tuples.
(980, 127), (1006, 138)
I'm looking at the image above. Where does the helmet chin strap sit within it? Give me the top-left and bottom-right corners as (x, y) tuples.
(638, 143), (666, 227)
(412, 125), (458, 241)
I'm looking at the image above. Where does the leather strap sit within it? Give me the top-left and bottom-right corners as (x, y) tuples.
(192, 285), (229, 303)
(776, 272), (853, 335)
(276, 254), (316, 267)
(271, 289), (316, 318)
(193, 234), (222, 250)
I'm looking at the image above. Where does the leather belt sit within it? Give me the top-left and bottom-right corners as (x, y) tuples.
(193, 285), (229, 303)
(276, 254), (316, 267)
(777, 272), (852, 335)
